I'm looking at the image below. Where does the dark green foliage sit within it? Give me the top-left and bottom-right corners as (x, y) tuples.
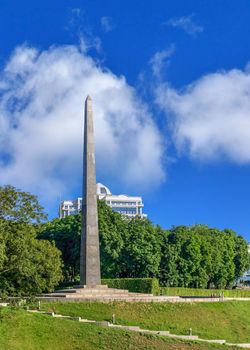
(118, 218), (161, 278)
(0, 185), (47, 223)
(0, 186), (63, 297)
(101, 278), (160, 294)
(40, 201), (162, 282)
(39, 201), (249, 289)
(159, 225), (250, 289)
(97, 202), (161, 279)
(233, 233), (250, 280)
(2, 185), (248, 295)
(0, 222), (63, 297)
(39, 215), (81, 281)
(160, 287), (250, 298)
(98, 201), (127, 278)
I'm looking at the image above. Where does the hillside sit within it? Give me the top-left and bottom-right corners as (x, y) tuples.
(42, 300), (250, 343)
(0, 307), (240, 350)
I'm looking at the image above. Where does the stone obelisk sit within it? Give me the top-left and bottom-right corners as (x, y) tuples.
(43, 96), (152, 300)
(80, 95), (101, 286)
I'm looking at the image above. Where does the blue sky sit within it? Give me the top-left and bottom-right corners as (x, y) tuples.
(1, 1), (250, 240)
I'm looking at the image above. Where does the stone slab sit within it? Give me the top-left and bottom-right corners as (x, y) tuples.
(96, 321), (110, 327)
(200, 339), (226, 344)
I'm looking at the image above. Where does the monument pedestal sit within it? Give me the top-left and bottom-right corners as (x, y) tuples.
(74, 285), (108, 289)
(41, 285), (154, 301)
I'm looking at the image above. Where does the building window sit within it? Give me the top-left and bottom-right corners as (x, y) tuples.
(111, 201), (137, 206)
(112, 207), (137, 215)
(100, 187), (107, 194)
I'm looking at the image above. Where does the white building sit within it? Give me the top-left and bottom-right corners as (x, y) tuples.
(59, 198), (82, 218)
(59, 183), (146, 219)
(97, 183), (146, 218)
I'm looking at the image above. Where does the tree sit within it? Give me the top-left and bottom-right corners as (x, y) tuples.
(233, 233), (250, 280)
(39, 199), (250, 289)
(158, 225), (249, 289)
(119, 217), (161, 278)
(0, 185), (47, 223)
(39, 201), (162, 280)
(39, 215), (81, 281)
(39, 201), (128, 280)
(98, 201), (127, 278)
(0, 186), (62, 296)
(0, 222), (63, 297)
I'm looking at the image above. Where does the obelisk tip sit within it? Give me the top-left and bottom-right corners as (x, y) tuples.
(86, 95), (92, 101)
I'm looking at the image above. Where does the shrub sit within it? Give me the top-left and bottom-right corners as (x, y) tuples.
(160, 287), (250, 298)
(101, 278), (160, 295)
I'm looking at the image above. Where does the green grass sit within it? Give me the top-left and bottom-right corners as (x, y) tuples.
(41, 301), (250, 343)
(0, 307), (239, 350)
(160, 287), (250, 298)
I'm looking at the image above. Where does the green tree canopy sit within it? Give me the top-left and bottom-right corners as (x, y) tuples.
(39, 201), (162, 281)
(118, 217), (161, 278)
(0, 186), (62, 297)
(39, 214), (81, 281)
(39, 201), (250, 289)
(160, 225), (249, 289)
(0, 185), (47, 223)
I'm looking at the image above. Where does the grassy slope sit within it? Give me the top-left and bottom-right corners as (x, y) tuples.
(42, 301), (250, 343)
(0, 308), (238, 350)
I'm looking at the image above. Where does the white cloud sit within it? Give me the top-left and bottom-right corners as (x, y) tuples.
(0, 44), (165, 211)
(156, 66), (250, 163)
(66, 8), (103, 54)
(150, 45), (175, 79)
(100, 16), (115, 33)
(167, 15), (203, 37)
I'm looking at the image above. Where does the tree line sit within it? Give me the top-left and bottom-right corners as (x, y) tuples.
(40, 200), (250, 289)
(0, 185), (249, 296)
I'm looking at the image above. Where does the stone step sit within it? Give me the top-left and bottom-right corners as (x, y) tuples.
(54, 288), (130, 295)
(158, 331), (170, 336)
(127, 293), (153, 297)
(42, 293), (132, 298)
(42, 294), (68, 298)
(40, 296), (149, 302)
(139, 329), (170, 336)
(38, 295), (182, 302)
(75, 285), (108, 289)
(177, 335), (199, 340)
(43, 293), (156, 299)
(76, 297), (156, 301)
(124, 326), (141, 331)
(201, 339), (226, 344)
(28, 308), (245, 347)
(65, 293), (132, 298)
(44, 292), (135, 297)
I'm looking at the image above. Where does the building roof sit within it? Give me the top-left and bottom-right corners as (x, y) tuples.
(96, 183), (112, 195)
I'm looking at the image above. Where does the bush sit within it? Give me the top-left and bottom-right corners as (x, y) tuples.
(160, 287), (250, 298)
(0, 222), (63, 297)
(101, 278), (160, 295)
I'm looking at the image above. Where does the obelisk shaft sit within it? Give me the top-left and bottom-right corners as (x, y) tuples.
(80, 96), (101, 286)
